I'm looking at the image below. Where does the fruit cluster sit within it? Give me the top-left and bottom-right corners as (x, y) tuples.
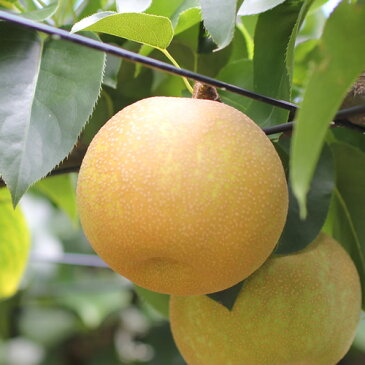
(77, 97), (361, 365)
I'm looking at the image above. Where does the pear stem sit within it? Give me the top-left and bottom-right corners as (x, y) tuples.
(192, 82), (221, 101)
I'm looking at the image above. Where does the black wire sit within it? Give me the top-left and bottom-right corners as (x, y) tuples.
(0, 10), (364, 139)
(0, 10), (298, 113)
(263, 105), (365, 135)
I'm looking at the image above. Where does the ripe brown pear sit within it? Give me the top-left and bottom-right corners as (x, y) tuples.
(77, 97), (288, 295)
(170, 233), (361, 365)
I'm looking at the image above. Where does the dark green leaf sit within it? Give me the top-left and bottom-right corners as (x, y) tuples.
(0, 188), (30, 299)
(323, 142), (365, 308)
(217, 59), (253, 113)
(200, 0), (238, 50)
(103, 53), (122, 89)
(81, 90), (114, 145)
(290, 1), (365, 216)
(0, 23), (105, 204)
(275, 140), (335, 254)
(207, 280), (245, 311)
(330, 128), (365, 155)
(197, 42), (232, 77)
(238, 0), (286, 15)
(72, 12), (174, 49)
(246, 0), (308, 126)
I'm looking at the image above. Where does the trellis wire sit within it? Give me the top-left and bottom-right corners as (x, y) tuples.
(30, 253), (109, 268)
(1, 9), (365, 135)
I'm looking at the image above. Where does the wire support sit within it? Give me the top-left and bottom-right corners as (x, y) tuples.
(0, 10), (298, 112)
(30, 252), (109, 268)
(0, 12), (364, 140)
(263, 104), (365, 135)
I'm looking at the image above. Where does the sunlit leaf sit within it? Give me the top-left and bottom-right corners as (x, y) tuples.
(72, 12), (173, 49)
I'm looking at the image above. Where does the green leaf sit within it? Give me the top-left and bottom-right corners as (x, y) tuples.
(330, 128), (365, 154)
(200, 0), (238, 50)
(147, 0), (185, 17)
(116, 0), (152, 13)
(135, 1), (200, 76)
(134, 285), (170, 317)
(33, 174), (77, 223)
(246, 0), (308, 127)
(103, 53), (122, 89)
(285, 0), (315, 83)
(170, 0), (199, 26)
(297, 6), (326, 43)
(174, 7), (201, 35)
(78, 0), (107, 19)
(238, 0), (286, 15)
(323, 142), (365, 308)
(293, 39), (318, 89)
(0, 188), (30, 299)
(22, 0), (43, 11)
(0, 23), (105, 204)
(22, 1), (59, 21)
(290, 0), (365, 217)
(275, 140), (335, 255)
(81, 90), (114, 144)
(72, 12), (174, 49)
(217, 59), (253, 113)
(197, 42), (233, 77)
(207, 281), (245, 311)
(311, 0), (331, 10)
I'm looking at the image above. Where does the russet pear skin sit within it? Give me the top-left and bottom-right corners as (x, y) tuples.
(170, 233), (361, 365)
(77, 97), (288, 295)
